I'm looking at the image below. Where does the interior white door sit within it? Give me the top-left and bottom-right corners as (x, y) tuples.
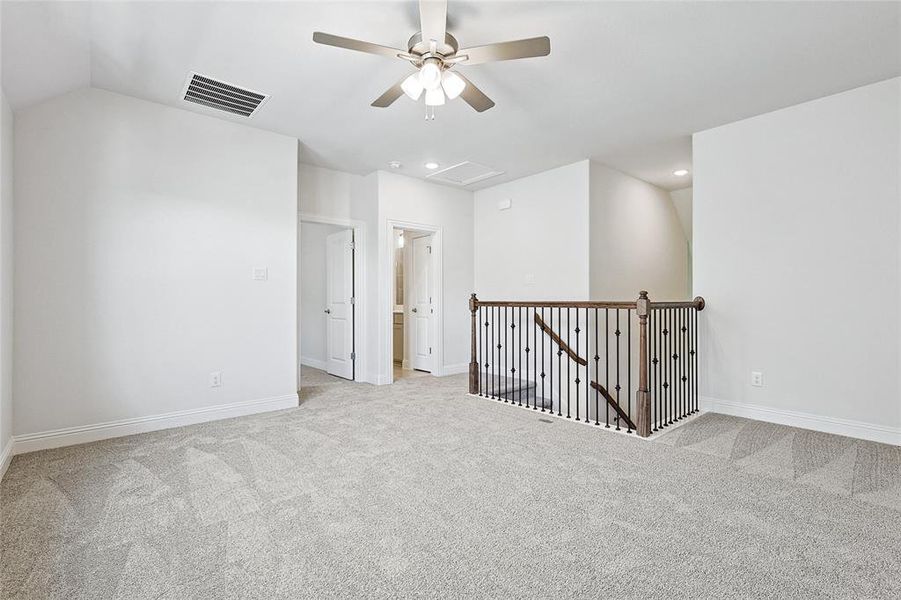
(326, 229), (354, 380)
(410, 235), (434, 372)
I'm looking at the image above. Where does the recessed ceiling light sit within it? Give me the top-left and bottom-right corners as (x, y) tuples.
(388, 160), (402, 169)
(673, 169), (689, 177)
(424, 162), (439, 170)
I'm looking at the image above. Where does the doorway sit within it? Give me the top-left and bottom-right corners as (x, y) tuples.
(299, 219), (358, 382)
(391, 225), (439, 382)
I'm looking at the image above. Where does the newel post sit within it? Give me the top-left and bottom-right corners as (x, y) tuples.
(635, 291), (652, 437)
(469, 293), (479, 395)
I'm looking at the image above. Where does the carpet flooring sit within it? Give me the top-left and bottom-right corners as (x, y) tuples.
(1, 368), (899, 599)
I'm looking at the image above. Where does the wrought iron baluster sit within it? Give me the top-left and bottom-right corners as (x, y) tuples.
(584, 308), (590, 423)
(557, 306), (563, 417)
(540, 307), (546, 411)
(681, 308), (687, 419)
(483, 308), (489, 399)
(517, 306), (522, 407)
(503, 307), (508, 403)
(573, 308), (578, 420)
(676, 308), (681, 419)
(594, 308), (600, 426)
(627, 307), (632, 433)
(605, 308), (610, 428)
(524, 307), (530, 409)
(532, 306), (538, 410)
(614, 308), (621, 431)
(662, 309), (669, 425)
(650, 308), (656, 431)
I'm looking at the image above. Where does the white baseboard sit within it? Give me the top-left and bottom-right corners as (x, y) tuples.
(440, 363), (469, 376)
(0, 438), (13, 481)
(12, 393), (299, 456)
(300, 356), (328, 371)
(700, 396), (900, 445)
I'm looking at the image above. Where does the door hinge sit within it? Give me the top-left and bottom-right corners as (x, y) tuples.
(349, 241), (355, 250)
(427, 245), (432, 254)
(429, 347), (432, 355)
(350, 352), (356, 361)
(350, 296), (355, 305)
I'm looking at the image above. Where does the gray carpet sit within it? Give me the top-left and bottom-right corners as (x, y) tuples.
(1, 368), (900, 599)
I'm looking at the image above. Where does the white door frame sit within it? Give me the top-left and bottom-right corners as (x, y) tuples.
(383, 219), (443, 385)
(298, 213), (368, 383)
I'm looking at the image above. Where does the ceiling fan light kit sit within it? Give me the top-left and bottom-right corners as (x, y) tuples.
(312, 0), (550, 118)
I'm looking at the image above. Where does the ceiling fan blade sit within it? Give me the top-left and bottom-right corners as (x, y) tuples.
(371, 78), (407, 108)
(458, 36), (550, 65)
(313, 32), (404, 59)
(419, 0), (447, 47)
(454, 73), (495, 112)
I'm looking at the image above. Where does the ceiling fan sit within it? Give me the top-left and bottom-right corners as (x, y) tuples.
(312, 0), (550, 117)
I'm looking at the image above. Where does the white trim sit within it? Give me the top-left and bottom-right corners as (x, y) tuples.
(298, 213), (370, 383)
(700, 396), (901, 446)
(300, 356), (328, 371)
(0, 438), (13, 481)
(440, 363), (469, 376)
(12, 394), (299, 455)
(384, 220), (444, 386)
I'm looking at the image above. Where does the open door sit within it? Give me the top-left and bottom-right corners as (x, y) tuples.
(410, 234), (434, 372)
(326, 229), (354, 380)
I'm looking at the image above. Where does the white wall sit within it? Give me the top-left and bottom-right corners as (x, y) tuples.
(377, 171), (474, 380)
(670, 187), (693, 293)
(14, 88), (298, 437)
(670, 187), (693, 244)
(0, 89), (14, 464)
(474, 161), (591, 301)
(299, 221), (346, 368)
(694, 77), (901, 443)
(589, 163), (689, 301)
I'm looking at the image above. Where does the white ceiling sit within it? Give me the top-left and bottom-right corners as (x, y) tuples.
(3, 1), (899, 190)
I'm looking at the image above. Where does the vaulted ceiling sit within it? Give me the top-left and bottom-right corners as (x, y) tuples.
(3, 1), (899, 190)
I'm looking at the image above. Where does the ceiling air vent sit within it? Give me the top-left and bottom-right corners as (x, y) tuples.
(425, 161), (504, 186)
(181, 72), (269, 118)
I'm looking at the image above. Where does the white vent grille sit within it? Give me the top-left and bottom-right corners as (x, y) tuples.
(181, 72), (269, 118)
(426, 161), (504, 186)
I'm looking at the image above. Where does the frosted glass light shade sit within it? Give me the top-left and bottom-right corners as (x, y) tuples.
(441, 71), (466, 100)
(424, 87), (445, 106)
(419, 61), (442, 90)
(401, 74), (424, 100)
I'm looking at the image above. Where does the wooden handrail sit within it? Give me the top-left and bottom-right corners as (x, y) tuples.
(533, 313), (588, 366)
(650, 296), (705, 311)
(590, 381), (638, 432)
(475, 300), (637, 309)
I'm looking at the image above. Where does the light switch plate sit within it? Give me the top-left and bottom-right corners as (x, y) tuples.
(498, 198), (512, 211)
(210, 371), (222, 387)
(252, 267), (268, 281)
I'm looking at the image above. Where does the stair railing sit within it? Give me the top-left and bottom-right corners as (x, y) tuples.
(468, 292), (705, 437)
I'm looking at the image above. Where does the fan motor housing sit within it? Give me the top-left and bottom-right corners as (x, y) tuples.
(407, 32), (459, 58)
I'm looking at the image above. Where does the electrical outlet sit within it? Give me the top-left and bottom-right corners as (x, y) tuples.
(750, 371), (763, 387)
(210, 371), (222, 387)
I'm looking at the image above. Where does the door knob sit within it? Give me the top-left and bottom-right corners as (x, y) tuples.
(324, 309), (331, 314)
(411, 307), (418, 313)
